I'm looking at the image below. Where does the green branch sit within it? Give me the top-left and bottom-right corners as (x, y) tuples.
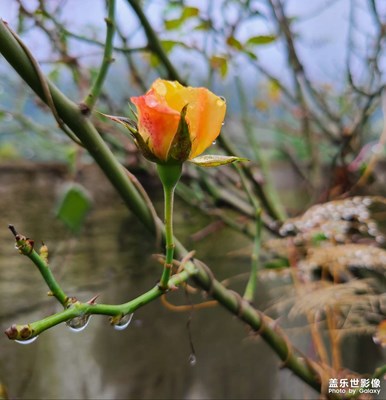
(243, 211), (262, 303)
(126, 0), (183, 82)
(235, 76), (287, 220)
(8, 225), (68, 306)
(83, 0), (116, 111)
(217, 133), (282, 223)
(4, 269), (192, 341)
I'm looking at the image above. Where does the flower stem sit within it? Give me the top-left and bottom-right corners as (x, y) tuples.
(160, 184), (175, 287)
(157, 164), (182, 289)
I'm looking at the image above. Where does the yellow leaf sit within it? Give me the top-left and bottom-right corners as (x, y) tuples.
(268, 79), (281, 103)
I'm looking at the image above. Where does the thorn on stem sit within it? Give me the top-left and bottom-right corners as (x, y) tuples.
(79, 102), (91, 116)
(8, 224), (17, 237)
(87, 294), (99, 305)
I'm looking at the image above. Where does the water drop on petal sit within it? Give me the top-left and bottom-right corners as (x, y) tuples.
(113, 313), (134, 331)
(15, 336), (38, 345)
(66, 315), (91, 332)
(212, 140), (217, 145)
(188, 353), (197, 366)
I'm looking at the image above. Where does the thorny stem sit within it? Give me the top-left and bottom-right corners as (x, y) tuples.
(83, 0), (116, 111)
(8, 225), (67, 306)
(4, 269), (193, 341)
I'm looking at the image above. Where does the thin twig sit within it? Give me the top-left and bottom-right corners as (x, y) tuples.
(82, 0), (116, 111)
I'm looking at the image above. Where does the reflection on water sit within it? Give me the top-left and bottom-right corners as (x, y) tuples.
(0, 164), (310, 399)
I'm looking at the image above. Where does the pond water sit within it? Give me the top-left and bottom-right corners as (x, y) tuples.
(0, 163), (380, 399)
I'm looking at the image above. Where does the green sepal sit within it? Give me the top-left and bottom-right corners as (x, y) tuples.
(167, 104), (192, 163)
(189, 154), (249, 168)
(99, 112), (137, 132)
(100, 113), (159, 163)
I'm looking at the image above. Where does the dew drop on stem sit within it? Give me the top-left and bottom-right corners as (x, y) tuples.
(66, 315), (91, 332)
(15, 336), (38, 345)
(188, 353), (197, 366)
(113, 313), (134, 331)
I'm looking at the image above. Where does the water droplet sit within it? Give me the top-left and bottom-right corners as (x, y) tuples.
(145, 95), (159, 108)
(66, 315), (91, 332)
(188, 353), (197, 366)
(373, 334), (382, 346)
(212, 140), (217, 145)
(219, 96), (226, 103)
(15, 336), (38, 345)
(113, 313), (134, 331)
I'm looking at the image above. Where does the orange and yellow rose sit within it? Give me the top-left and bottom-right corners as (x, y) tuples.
(104, 79), (247, 168)
(129, 79), (226, 163)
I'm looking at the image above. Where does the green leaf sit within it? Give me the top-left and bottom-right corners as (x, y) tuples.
(226, 36), (243, 50)
(189, 155), (249, 168)
(246, 35), (277, 46)
(48, 67), (60, 83)
(194, 19), (212, 31)
(160, 40), (180, 53)
(244, 50), (258, 61)
(150, 53), (160, 67)
(164, 18), (183, 30)
(56, 183), (92, 233)
(210, 55), (228, 77)
(164, 6), (199, 30)
(264, 257), (289, 269)
(181, 6), (199, 19)
(0, 143), (19, 160)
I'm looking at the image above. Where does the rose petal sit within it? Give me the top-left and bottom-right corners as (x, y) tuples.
(131, 90), (180, 161)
